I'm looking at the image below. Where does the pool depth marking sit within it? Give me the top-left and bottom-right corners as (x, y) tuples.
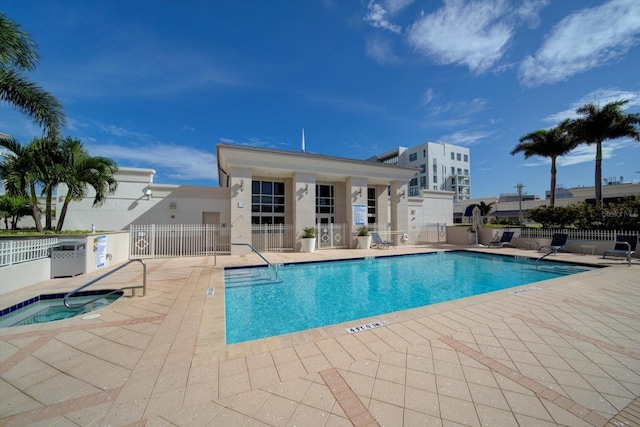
(347, 320), (389, 334)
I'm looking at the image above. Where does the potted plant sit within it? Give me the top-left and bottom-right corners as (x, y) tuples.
(301, 226), (316, 252)
(356, 225), (372, 249)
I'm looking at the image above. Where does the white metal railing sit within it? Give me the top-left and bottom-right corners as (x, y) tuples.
(130, 224), (228, 259)
(0, 238), (58, 267)
(520, 229), (639, 241)
(251, 224), (295, 252)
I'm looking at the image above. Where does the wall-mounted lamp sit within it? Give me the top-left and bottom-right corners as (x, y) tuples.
(304, 183), (309, 194)
(239, 179), (244, 192)
(399, 190), (405, 198)
(358, 187), (363, 196)
(144, 189), (152, 200)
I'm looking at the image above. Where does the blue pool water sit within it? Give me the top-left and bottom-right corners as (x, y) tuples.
(224, 251), (594, 344)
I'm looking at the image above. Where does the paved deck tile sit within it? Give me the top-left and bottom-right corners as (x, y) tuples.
(1, 245), (638, 426)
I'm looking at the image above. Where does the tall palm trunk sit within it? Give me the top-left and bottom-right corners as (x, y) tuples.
(595, 141), (603, 207)
(549, 156), (557, 208)
(28, 181), (42, 232)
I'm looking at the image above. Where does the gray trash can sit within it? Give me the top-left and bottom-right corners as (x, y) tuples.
(51, 241), (86, 278)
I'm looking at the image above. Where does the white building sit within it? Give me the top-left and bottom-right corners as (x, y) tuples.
(371, 142), (471, 203)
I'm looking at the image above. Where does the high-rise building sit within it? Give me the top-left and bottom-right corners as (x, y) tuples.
(371, 142), (471, 203)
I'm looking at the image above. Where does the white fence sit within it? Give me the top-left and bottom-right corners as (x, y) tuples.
(521, 229), (640, 241)
(0, 238), (58, 267)
(251, 224), (296, 252)
(130, 224), (229, 259)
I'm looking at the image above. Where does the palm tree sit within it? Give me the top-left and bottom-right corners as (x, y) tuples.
(511, 119), (578, 207)
(0, 137), (44, 230)
(55, 138), (118, 231)
(0, 13), (65, 140)
(29, 137), (67, 230)
(571, 99), (640, 207)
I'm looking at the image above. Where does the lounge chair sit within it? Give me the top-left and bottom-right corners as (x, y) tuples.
(371, 232), (395, 249)
(602, 235), (637, 263)
(538, 233), (568, 254)
(488, 231), (515, 248)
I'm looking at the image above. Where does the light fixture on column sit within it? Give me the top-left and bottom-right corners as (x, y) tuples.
(304, 184), (309, 194)
(144, 189), (152, 200)
(358, 187), (362, 196)
(240, 179), (244, 191)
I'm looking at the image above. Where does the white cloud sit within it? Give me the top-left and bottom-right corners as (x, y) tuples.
(407, 0), (514, 73)
(365, 37), (399, 64)
(421, 88), (434, 106)
(543, 88), (640, 123)
(88, 142), (217, 181)
(519, 0), (640, 86)
(363, 1), (402, 34)
(439, 130), (492, 146)
(515, 0), (549, 28)
(383, 0), (414, 15)
(543, 139), (634, 168)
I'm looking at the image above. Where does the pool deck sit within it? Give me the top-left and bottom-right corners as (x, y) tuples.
(1, 244), (639, 427)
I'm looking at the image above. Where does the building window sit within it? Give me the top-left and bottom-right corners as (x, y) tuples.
(410, 177), (418, 187)
(367, 188), (376, 224)
(464, 154), (468, 162)
(423, 149), (426, 158)
(456, 153), (461, 161)
(433, 185), (438, 191)
(451, 152), (455, 160)
(432, 164), (437, 173)
(420, 176), (427, 188)
(252, 180), (285, 225)
(433, 175), (437, 183)
(316, 184), (334, 215)
(451, 167), (455, 175)
(420, 164), (426, 173)
(463, 169), (469, 176)
(457, 168), (462, 175)
(409, 153), (418, 161)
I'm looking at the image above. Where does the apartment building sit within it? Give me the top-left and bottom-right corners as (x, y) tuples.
(371, 142), (471, 203)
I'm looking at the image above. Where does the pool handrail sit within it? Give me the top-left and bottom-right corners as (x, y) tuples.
(231, 243), (278, 280)
(63, 259), (146, 309)
(535, 240), (589, 266)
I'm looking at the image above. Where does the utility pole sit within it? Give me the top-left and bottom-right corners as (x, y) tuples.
(515, 182), (524, 232)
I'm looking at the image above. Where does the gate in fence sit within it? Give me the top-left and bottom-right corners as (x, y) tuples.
(316, 223), (348, 249)
(129, 224), (230, 258)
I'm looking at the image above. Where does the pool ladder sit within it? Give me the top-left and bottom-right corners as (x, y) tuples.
(63, 259), (146, 309)
(232, 243), (278, 280)
(535, 240), (587, 267)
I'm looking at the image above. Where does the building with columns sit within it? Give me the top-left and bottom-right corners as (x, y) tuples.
(216, 144), (418, 253)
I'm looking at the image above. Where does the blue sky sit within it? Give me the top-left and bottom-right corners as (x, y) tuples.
(1, 0), (639, 198)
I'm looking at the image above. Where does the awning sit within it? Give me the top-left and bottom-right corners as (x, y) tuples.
(490, 210), (521, 217)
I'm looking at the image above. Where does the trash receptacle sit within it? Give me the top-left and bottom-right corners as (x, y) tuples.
(51, 241), (86, 278)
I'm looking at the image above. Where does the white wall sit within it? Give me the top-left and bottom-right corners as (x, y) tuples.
(408, 190), (454, 225)
(57, 168), (230, 232)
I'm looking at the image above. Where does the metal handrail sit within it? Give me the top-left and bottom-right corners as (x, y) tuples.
(64, 259), (146, 309)
(535, 240), (587, 266)
(231, 243), (278, 280)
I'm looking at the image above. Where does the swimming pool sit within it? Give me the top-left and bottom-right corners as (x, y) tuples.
(0, 290), (123, 328)
(224, 251), (595, 344)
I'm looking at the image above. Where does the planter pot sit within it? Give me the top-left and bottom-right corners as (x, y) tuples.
(468, 232), (477, 245)
(357, 235), (372, 249)
(301, 238), (316, 252)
